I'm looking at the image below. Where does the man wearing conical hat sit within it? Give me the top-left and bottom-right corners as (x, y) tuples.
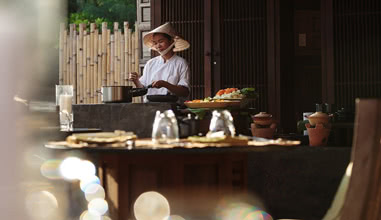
(129, 22), (190, 103)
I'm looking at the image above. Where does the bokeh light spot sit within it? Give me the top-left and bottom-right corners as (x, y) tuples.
(25, 191), (58, 219)
(243, 210), (273, 220)
(217, 202), (259, 220)
(80, 210), (101, 220)
(40, 159), (62, 180)
(79, 160), (96, 178)
(134, 191), (170, 220)
(167, 215), (186, 220)
(59, 157), (82, 180)
(88, 198), (109, 216)
(80, 175), (101, 192)
(84, 183), (106, 202)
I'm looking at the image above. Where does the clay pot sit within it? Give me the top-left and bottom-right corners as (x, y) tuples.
(306, 123), (331, 146)
(307, 111), (330, 126)
(251, 123), (276, 139)
(252, 112), (273, 126)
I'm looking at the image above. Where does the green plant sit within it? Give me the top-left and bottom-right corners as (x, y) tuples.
(240, 87), (259, 99)
(68, 0), (137, 32)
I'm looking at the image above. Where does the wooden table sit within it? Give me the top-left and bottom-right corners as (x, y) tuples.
(46, 142), (350, 220)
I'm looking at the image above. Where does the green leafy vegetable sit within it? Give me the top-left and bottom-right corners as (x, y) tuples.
(240, 88), (259, 99)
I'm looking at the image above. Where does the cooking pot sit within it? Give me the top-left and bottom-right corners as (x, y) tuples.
(100, 85), (152, 103)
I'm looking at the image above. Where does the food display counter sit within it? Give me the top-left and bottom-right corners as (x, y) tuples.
(55, 102), (352, 219)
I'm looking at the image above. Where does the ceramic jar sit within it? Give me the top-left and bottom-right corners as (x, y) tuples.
(251, 112), (276, 138)
(252, 112), (273, 126)
(305, 123), (331, 146)
(307, 111), (330, 126)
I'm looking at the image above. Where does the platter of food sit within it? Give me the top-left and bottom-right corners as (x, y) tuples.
(67, 130), (137, 144)
(187, 135), (249, 145)
(185, 101), (229, 108)
(185, 87), (257, 109)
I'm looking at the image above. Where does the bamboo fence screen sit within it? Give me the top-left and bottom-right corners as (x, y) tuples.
(59, 22), (141, 104)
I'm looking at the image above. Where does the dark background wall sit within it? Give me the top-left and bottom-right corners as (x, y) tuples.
(151, 0), (381, 133)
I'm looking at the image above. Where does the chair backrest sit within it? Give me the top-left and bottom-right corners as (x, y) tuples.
(340, 99), (381, 220)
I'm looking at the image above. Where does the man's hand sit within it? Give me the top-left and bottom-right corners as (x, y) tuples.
(151, 80), (169, 88)
(151, 80), (189, 97)
(129, 72), (143, 88)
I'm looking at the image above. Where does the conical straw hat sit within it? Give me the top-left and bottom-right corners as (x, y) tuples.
(143, 22), (190, 52)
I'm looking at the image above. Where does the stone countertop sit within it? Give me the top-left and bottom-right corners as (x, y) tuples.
(72, 103), (176, 138)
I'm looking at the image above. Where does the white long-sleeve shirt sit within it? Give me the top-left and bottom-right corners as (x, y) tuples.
(139, 54), (190, 103)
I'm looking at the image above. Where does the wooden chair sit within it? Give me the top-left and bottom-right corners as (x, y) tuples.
(323, 99), (381, 220)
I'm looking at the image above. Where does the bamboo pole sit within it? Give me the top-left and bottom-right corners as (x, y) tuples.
(78, 23), (85, 104)
(117, 29), (122, 86)
(63, 29), (68, 84)
(110, 34), (115, 87)
(83, 31), (88, 104)
(98, 34), (102, 103)
(70, 24), (76, 86)
(82, 32), (87, 104)
(93, 28), (99, 104)
(121, 32), (125, 86)
(127, 27), (132, 86)
(135, 26), (142, 103)
(114, 22), (119, 86)
(100, 23), (107, 89)
(59, 23), (65, 85)
(90, 23), (95, 104)
(123, 22), (129, 86)
(86, 32), (91, 104)
(131, 30), (137, 103)
(134, 23), (139, 74)
(76, 34), (80, 104)
(117, 29), (123, 85)
(131, 30), (135, 74)
(101, 23), (107, 88)
(107, 29), (111, 86)
(72, 25), (77, 104)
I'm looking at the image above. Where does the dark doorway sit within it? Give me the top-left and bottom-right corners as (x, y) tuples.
(279, 0), (322, 133)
